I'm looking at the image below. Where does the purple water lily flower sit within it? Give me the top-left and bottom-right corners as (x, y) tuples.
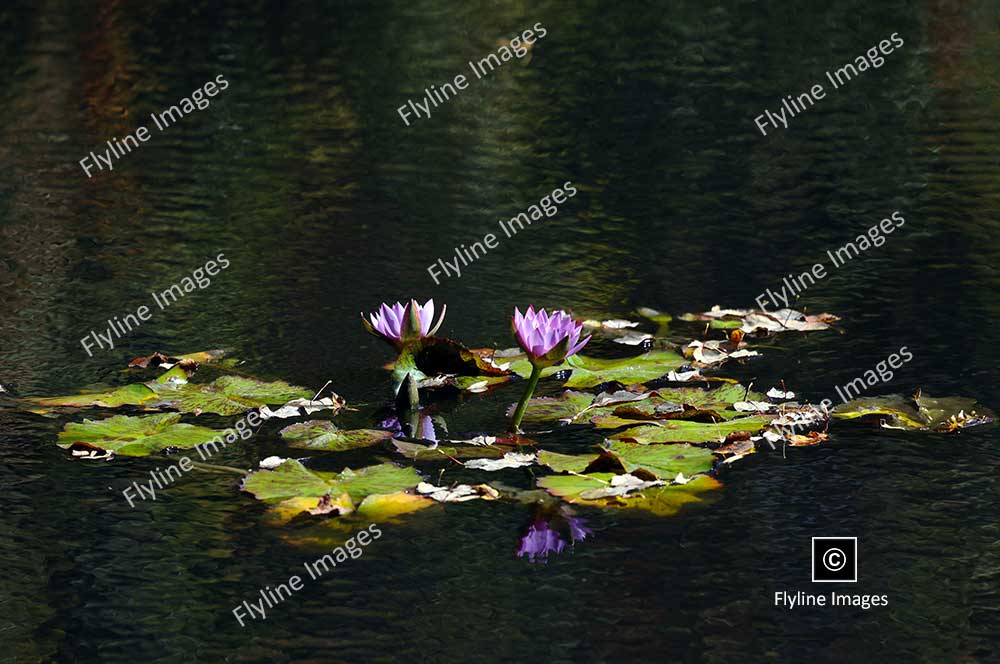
(509, 306), (590, 430)
(512, 306), (590, 367)
(362, 299), (446, 348)
(517, 511), (592, 563)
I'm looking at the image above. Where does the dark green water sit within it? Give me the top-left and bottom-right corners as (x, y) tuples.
(1, 1), (999, 662)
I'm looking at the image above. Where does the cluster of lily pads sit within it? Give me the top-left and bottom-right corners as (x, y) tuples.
(10, 300), (993, 562)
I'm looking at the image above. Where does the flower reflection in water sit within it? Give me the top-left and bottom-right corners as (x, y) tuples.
(517, 505), (593, 563)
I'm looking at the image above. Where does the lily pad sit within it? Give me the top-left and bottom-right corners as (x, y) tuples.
(391, 439), (510, 460)
(28, 369), (318, 418)
(264, 491), (433, 526)
(506, 351), (686, 388)
(536, 450), (598, 473)
(127, 349), (228, 370)
(833, 392), (994, 432)
(356, 492), (436, 520)
(31, 383), (159, 411)
(562, 351), (688, 388)
(538, 472), (721, 516)
(507, 390), (597, 427)
(513, 385), (760, 429)
(242, 460), (423, 504)
(610, 415), (773, 444)
(57, 412), (224, 457)
(162, 376), (313, 415)
(280, 420), (392, 451)
(636, 307), (673, 326)
(681, 306), (839, 334)
(594, 441), (715, 478)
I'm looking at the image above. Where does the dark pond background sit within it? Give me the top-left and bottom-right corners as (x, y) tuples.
(1, 0), (999, 662)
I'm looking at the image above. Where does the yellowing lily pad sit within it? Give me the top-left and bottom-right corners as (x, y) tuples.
(833, 392), (994, 432)
(242, 460), (423, 504)
(57, 412), (224, 457)
(538, 472), (721, 516)
(356, 492), (435, 521)
(280, 420), (392, 451)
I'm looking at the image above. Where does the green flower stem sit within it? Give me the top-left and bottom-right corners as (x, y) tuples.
(510, 363), (543, 432)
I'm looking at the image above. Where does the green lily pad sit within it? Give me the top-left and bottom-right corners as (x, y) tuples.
(512, 385), (758, 429)
(30, 382), (158, 411)
(636, 307), (673, 325)
(57, 412), (224, 457)
(561, 351), (687, 388)
(241, 460), (334, 501)
(508, 391), (597, 427)
(610, 415), (773, 444)
(536, 449), (598, 473)
(538, 472), (721, 516)
(595, 441), (715, 478)
(392, 440), (509, 460)
(833, 393), (995, 432)
(27, 368), (312, 417)
(450, 375), (514, 392)
(280, 420), (392, 451)
(590, 410), (740, 429)
(590, 385), (763, 428)
(162, 376), (312, 415)
(507, 351), (685, 388)
(242, 460), (423, 504)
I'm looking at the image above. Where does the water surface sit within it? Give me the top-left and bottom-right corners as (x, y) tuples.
(1, 1), (999, 662)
